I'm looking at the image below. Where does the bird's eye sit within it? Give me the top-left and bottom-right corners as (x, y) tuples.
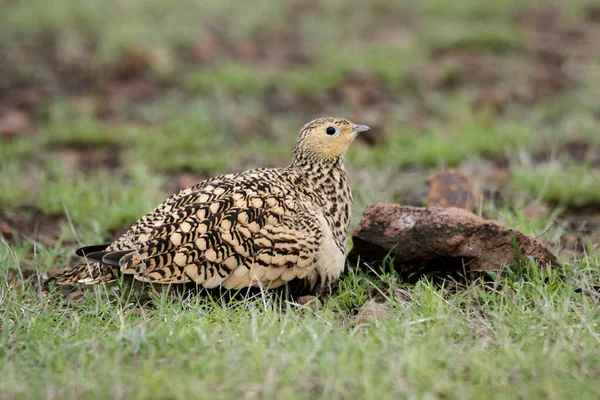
(326, 126), (339, 136)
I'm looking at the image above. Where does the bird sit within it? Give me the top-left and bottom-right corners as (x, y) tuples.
(49, 117), (369, 291)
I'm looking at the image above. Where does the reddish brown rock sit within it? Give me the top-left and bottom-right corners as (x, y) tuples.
(425, 169), (481, 211)
(351, 204), (559, 276)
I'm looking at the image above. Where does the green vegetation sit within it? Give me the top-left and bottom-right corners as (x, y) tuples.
(1, 250), (599, 399)
(512, 164), (600, 207)
(349, 117), (538, 169)
(1, 0), (599, 398)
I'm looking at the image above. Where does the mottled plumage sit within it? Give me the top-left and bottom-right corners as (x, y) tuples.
(51, 117), (369, 290)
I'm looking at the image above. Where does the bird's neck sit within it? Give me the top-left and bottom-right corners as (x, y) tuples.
(289, 150), (343, 174)
(289, 153), (353, 253)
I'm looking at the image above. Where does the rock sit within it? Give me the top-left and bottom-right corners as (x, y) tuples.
(425, 169), (481, 211)
(351, 204), (559, 277)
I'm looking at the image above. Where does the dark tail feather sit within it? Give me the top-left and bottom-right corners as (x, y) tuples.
(102, 250), (135, 267)
(75, 244), (111, 257)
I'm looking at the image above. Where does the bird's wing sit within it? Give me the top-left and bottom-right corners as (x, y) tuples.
(50, 175), (237, 286)
(104, 173), (238, 253)
(104, 171), (324, 288)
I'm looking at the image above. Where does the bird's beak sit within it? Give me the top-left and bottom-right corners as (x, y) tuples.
(352, 125), (370, 134)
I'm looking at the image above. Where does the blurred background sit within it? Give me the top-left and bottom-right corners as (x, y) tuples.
(1, 0), (599, 269)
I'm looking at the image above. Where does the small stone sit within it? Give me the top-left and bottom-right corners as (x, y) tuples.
(425, 169), (481, 211)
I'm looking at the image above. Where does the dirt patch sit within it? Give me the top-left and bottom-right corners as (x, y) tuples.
(0, 43), (54, 113)
(263, 86), (330, 118)
(336, 72), (392, 110)
(191, 18), (309, 69)
(408, 4), (600, 115)
(516, 3), (600, 64)
(587, 4), (600, 23)
(557, 208), (600, 257)
(234, 29), (309, 69)
(100, 78), (165, 119)
(408, 50), (501, 91)
(49, 144), (121, 171)
(0, 108), (37, 140)
(0, 209), (64, 245)
(109, 48), (160, 81)
(364, 5), (416, 48)
(334, 73), (393, 145)
(0, 69), (53, 122)
(1, 34), (180, 125)
(531, 138), (600, 166)
(408, 50), (568, 113)
(163, 172), (205, 196)
(264, 71), (393, 145)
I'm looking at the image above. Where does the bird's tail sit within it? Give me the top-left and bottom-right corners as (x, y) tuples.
(47, 262), (120, 285)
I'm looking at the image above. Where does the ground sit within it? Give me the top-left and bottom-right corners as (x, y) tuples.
(1, 0), (600, 398)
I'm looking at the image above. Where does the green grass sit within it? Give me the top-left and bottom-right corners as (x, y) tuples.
(1, 255), (599, 399)
(0, 163), (36, 209)
(0, 139), (40, 163)
(126, 116), (233, 174)
(0, 160), (165, 237)
(0, 0), (287, 60)
(511, 164), (600, 207)
(185, 64), (274, 96)
(349, 116), (537, 169)
(422, 21), (522, 53)
(1, 0), (600, 398)
(43, 102), (129, 147)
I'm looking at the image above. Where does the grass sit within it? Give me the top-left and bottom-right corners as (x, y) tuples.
(348, 116), (538, 169)
(1, 256), (599, 398)
(1, 0), (600, 398)
(421, 21), (522, 53)
(128, 116), (233, 174)
(511, 164), (600, 207)
(44, 102), (128, 147)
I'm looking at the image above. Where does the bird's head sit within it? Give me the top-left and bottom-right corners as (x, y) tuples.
(293, 117), (370, 162)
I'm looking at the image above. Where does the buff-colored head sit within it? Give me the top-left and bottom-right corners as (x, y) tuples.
(294, 117), (370, 160)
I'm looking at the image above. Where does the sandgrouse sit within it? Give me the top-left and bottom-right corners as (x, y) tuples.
(50, 118), (369, 290)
